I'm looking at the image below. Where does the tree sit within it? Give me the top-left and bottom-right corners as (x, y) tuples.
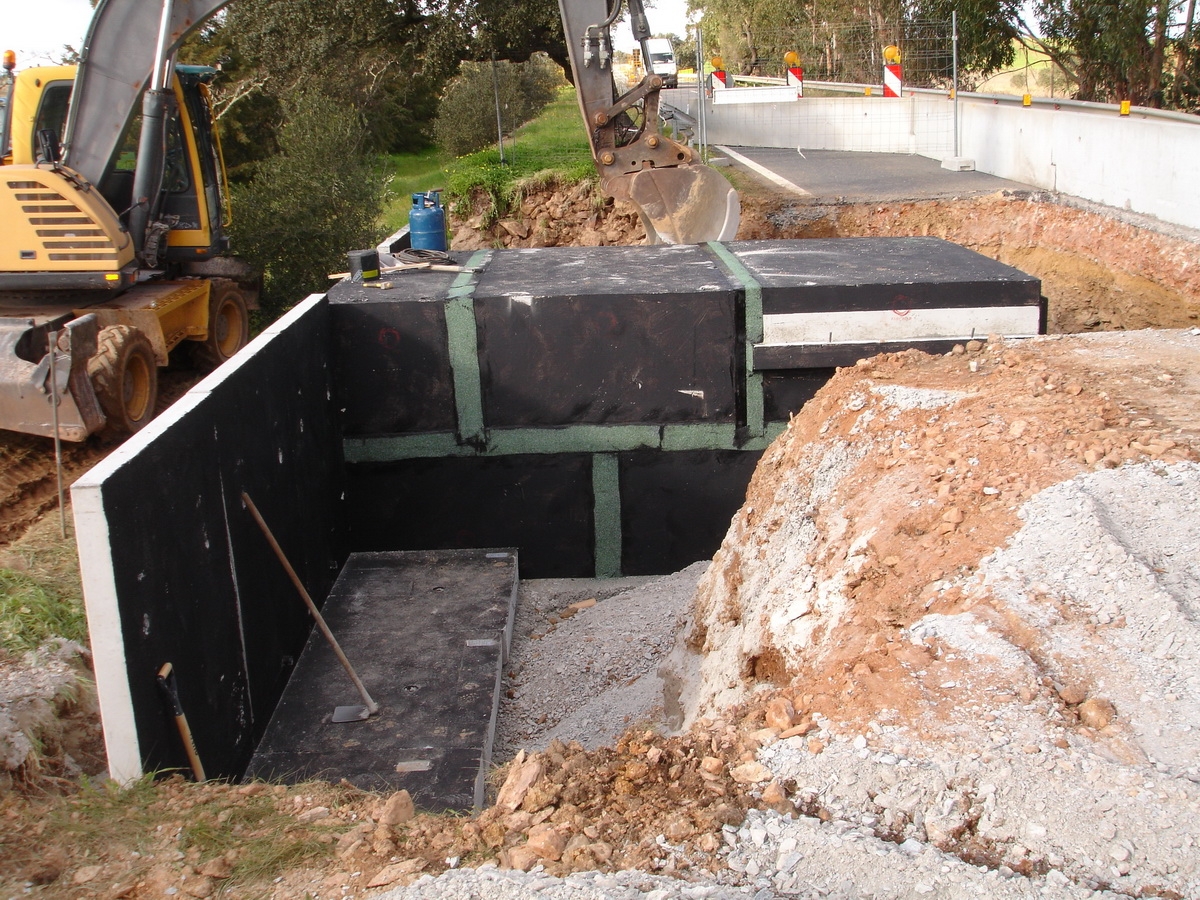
(909, 0), (1020, 75)
(228, 92), (386, 315)
(184, 0), (454, 157)
(1033, 0), (1178, 104)
(468, 0), (571, 74)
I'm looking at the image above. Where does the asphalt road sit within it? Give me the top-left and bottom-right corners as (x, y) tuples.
(717, 146), (1036, 202)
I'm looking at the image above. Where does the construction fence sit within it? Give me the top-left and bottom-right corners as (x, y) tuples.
(672, 17), (961, 157)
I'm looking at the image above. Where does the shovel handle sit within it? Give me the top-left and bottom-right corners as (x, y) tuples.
(241, 492), (380, 716)
(156, 663), (206, 781)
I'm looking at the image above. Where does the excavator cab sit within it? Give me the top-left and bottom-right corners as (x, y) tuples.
(126, 66), (229, 264)
(0, 64), (74, 168)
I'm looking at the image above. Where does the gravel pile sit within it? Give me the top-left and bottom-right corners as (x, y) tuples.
(495, 565), (706, 756)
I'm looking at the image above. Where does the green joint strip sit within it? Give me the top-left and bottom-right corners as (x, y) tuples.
(345, 422), (752, 462)
(705, 241), (765, 438)
(705, 241), (763, 343)
(445, 250), (492, 444)
(487, 424), (663, 455)
(592, 453), (622, 578)
(592, 458), (624, 578)
(660, 423), (738, 451)
(447, 250), (491, 299)
(746, 372), (764, 439)
(343, 432), (466, 464)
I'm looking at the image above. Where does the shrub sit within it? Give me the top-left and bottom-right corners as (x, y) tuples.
(434, 54), (564, 156)
(228, 91), (386, 316)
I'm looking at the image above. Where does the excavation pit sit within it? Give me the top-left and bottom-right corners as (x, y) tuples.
(71, 239), (1043, 798)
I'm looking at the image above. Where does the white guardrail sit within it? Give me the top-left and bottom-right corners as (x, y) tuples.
(661, 81), (1200, 232)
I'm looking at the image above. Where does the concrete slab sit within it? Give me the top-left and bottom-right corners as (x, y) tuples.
(729, 238), (1044, 370)
(721, 147), (1035, 201)
(246, 549), (518, 812)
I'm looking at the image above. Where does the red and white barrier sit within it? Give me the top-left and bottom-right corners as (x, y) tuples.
(786, 67), (804, 97)
(883, 63), (903, 98)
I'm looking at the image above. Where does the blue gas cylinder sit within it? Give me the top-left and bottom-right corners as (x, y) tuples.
(409, 191), (447, 251)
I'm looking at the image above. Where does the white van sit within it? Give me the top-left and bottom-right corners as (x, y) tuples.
(646, 38), (678, 88)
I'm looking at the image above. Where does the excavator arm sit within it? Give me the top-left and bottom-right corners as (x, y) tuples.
(557, 0), (739, 243)
(61, 0), (233, 190)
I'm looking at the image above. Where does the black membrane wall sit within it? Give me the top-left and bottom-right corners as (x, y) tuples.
(335, 239), (1043, 578)
(76, 239), (1043, 781)
(74, 300), (345, 780)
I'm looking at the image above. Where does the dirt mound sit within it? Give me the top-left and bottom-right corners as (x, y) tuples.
(670, 330), (1199, 727)
(737, 191), (1200, 335)
(449, 179), (646, 251)
(659, 329), (1200, 896)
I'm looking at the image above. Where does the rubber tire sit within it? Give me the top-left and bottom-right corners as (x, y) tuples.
(87, 325), (158, 434)
(193, 281), (250, 371)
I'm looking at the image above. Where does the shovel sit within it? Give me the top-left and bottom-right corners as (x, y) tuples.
(242, 492), (380, 722)
(156, 662), (206, 780)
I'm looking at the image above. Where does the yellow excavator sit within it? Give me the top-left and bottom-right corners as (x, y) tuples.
(0, 0), (737, 441)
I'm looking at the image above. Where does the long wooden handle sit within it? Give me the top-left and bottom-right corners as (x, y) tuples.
(241, 492), (379, 716)
(156, 662), (206, 781)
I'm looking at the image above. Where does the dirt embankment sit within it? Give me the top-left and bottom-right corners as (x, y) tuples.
(0, 368), (199, 549)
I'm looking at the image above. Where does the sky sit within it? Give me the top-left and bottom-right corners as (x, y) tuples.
(4, 0), (696, 66)
(4, 0), (94, 65)
(615, 0), (696, 50)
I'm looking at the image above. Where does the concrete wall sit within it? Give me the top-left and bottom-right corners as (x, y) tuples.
(664, 88), (1200, 231)
(664, 88), (954, 158)
(73, 296), (343, 783)
(961, 101), (1200, 231)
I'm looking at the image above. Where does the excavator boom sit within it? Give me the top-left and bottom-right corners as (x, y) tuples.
(62, 0), (232, 188)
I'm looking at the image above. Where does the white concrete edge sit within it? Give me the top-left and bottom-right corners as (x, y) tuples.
(762, 305), (1041, 344)
(716, 145), (812, 197)
(712, 86), (802, 105)
(74, 293), (328, 490)
(71, 481), (141, 784)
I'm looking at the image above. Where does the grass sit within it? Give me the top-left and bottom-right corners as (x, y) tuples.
(378, 87), (596, 237)
(973, 38), (1077, 97)
(379, 146), (455, 235)
(22, 776), (347, 891)
(0, 515), (86, 653)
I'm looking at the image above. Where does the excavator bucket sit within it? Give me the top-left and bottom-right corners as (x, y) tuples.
(558, 0), (742, 245)
(617, 165), (741, 245)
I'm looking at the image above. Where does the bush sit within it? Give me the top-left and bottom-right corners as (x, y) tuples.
(228, 91), (386, 316)
(434, 54), (564, 156)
